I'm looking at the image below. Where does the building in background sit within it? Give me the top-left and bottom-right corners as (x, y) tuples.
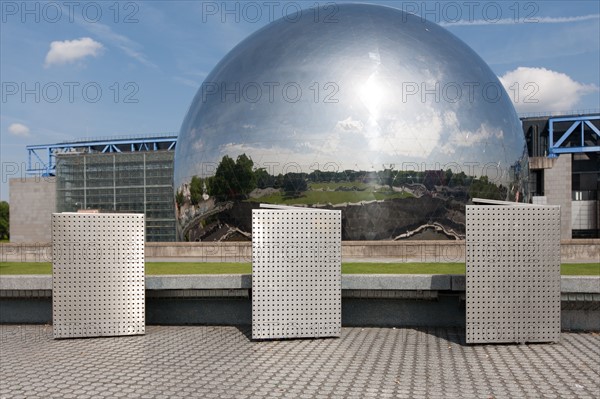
(523, 113), (599, 239)
(56, 151), (175, 242)
(10, 134), (177, 243)
(7, 113), (600, 242)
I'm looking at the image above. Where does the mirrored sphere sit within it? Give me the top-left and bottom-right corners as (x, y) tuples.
(175, 4), (529, 241)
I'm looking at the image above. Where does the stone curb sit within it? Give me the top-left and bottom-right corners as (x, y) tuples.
(1, 274), (598, 293)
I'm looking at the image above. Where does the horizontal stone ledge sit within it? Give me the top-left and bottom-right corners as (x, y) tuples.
(561, 276), (600, 294)
(2, 274), (598, 293)
(146, 274), (251, 289)
(450, 275), (600, 294)
(342, 274), (451, 290)
(1, 274), (451, 291)
(0, 275), (52, 290)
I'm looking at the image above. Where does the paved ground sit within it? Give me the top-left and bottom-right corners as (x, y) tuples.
(1, 325), (598, 399)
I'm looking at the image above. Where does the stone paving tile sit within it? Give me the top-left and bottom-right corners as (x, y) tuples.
(0, 325), (598, 398)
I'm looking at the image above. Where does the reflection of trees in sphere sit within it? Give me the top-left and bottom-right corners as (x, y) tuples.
(174, 4), (529, 242)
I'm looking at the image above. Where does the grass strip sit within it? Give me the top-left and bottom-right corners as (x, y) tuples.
(1, 262), (597, 275)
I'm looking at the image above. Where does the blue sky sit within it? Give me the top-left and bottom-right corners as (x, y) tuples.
(1, 0), (599, 200)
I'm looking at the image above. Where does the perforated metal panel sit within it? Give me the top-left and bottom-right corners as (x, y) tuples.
(52, 213), (145, 339)
(252, 208), (341, 339)
(466, 205), (561, 344)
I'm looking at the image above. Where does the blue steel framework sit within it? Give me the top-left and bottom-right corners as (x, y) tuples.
(548, 115), (600, 158)
(27, 134), (177, 176)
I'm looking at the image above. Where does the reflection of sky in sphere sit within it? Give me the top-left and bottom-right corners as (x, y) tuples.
(175, 3), (527, 190)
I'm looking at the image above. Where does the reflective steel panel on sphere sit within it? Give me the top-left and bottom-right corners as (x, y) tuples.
(175, 4), (529, 242)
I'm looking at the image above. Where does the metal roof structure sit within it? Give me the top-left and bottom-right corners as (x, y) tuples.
(26, 133), (177, 176)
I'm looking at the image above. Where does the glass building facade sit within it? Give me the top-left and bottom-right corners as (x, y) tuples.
(56, 151), (176, 241)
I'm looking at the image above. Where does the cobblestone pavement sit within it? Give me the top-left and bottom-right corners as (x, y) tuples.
(1, 325), (598, 398)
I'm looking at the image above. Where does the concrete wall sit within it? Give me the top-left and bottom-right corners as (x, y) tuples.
(144, 241), (467, 262)
(2, 239), (598, 263)
(572, 201), (598, 230)
(542, 154), (572, 239)
(560, 239), (600, 262)
(9, 177), (56, 243)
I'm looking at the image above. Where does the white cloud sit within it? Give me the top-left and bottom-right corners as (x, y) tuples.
(499, 67), (598, 113)
(83, 23), (157, 68)
(440, 13), (599, 27)
(44, 37), (103, 67)
(8, 123), (30, 137)
(173, 76), (200, 88)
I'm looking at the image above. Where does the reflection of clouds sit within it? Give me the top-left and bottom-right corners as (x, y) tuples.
(333, 108), (452, 159)
(439, 124), (504, 155)
(377, 110), (444, 157)
(368, 51), (381, 63)
(336, 117), (364, 132)
(215, 108), (449, 171)
(192, 139), (204, 151)
(220, 142), (294, 161)
(219, 142), (337, 174)
(185, 104), (511, 179)
(301, 134), (341, 155)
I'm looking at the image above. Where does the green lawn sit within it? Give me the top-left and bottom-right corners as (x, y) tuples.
(342, 262), (466, 274)
(0, 262), (53, 274)
(248, 190), (412, 205)
(308, 182), (371, 190)
(561, 263), (600, 276)
(0, 262), (598, 275)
